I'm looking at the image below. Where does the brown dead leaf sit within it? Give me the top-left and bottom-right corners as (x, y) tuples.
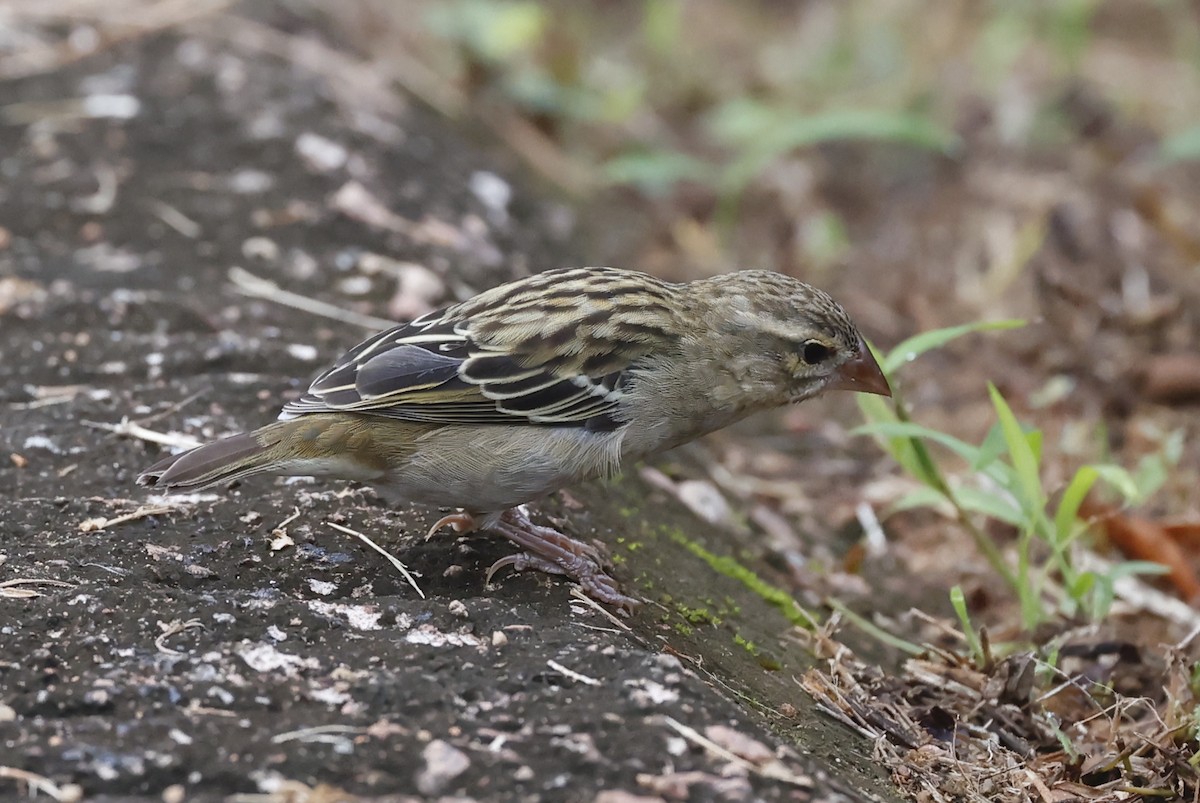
(1083, 498), (1200, 603)
(1141, 353), (1200, 405)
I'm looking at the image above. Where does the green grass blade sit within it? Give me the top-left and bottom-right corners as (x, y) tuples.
(718, 109), (959, 194)
(988, 383), (1045, 513)
(602, 150), (717, 195)
(972, 422), (1009, 471)
(883, 320), (1025, 375)
(953, 487), (1026, 528)
(1105, 560), (1170, 579)
(1090, 464), (1142, 504)
(855, 396), (942, 489)
(851, 421), (982, 465)
(950, 586), (984, 666)
(1160, 123), (1200, 163)
(887, 486), (952, 516)
(1054, 465), (1097, 545)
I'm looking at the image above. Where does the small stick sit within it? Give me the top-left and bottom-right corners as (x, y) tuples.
(83, 418), (202, 450)
(271, 724), (367, 744)
(661, 716), (811, 785)
(79, 504), (178, 532)
(0, 578), (76, 599)
(133, 389), (206, 426)
(148, 200), (201, 238)
(155, 618), (204, 656)
(228, 266), (395, 330)
(0, 766), (77, 801)
(327, 521), (425, 599)
(546, 659), (601, 686)
(570, 586), (632, 631)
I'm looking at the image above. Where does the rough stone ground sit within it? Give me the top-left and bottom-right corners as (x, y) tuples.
(0, 13), (897, 803)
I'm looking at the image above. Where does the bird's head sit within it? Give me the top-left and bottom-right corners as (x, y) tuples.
(693, 271), (891, 405)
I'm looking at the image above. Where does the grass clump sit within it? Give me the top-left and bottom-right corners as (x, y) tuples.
(855, 321), (1174, 631)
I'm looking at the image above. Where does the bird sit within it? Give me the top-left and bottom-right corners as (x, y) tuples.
(138, 267), (890, 610)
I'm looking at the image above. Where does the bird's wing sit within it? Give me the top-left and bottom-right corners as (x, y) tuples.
(279, 269), (678, 431)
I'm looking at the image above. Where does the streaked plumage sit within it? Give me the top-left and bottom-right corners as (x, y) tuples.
(139, 267), (890, 610)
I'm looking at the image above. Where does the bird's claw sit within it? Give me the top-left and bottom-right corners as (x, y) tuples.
(426, 511), (477, 541)
(485, 550), (639, 612)
(488, 510), (639, 612)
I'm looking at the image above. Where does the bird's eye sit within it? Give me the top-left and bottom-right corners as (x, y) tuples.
(801, 340), (833, 365)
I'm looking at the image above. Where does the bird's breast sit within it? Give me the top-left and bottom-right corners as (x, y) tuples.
(376, 424), (625, 514)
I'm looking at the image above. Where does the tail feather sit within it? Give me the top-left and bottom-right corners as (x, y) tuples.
(137, 423), (287, 491)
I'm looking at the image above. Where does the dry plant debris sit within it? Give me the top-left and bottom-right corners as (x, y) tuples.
(799, 623), (1200, 802)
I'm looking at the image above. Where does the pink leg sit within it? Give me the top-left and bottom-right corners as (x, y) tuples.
(486, 506), (639, 612)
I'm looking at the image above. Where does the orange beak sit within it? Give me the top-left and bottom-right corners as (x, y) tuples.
(830, 338), (891, 396)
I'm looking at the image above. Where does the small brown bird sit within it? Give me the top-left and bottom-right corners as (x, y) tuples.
(139, 267), (890, 609)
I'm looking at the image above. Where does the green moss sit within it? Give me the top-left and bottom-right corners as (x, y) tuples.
(734, 633), (784, 671)
(664, 527), (820, 629)
(676, 604), (720, 625)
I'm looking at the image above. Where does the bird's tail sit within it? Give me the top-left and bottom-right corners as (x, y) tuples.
(137, 422), (291, 491)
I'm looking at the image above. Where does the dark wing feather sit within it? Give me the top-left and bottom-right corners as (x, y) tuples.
(355, 345), (464, 398)
(278, 269), (678, 430)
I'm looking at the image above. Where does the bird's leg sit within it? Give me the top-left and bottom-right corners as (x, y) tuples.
(485, 505), (639, 612)
(426, 511), (479, 541)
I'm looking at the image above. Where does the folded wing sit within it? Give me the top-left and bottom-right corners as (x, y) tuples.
(280, 305), (647, 432)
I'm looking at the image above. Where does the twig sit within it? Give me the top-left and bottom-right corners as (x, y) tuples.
(228, 266), (395, 330)
(0, 578), (75, 599)
(0, 766), (78, 802)
(79, 504), (178, 532)
(327, 521), (424, 598)
(1078, 552), (1200, 631)
(272, 724), (366, 745)
(546, 659), (601, 686)
(83, 418), (202, 450)
(0, 0), (235, 81)
(155, 618), (204, 655)
(208, 16), (408, 118)
(8, 395), (78, 410)
(133, 388), (206, 426)
(855, 501), (888, 556)
(8, 384), (110, 409)
(824, 598), (924, 657)
(71, 163), (118, 214)
(661, 716), (811, 785)
(148, 199), (201, 237)
(569, 586), (632, 631)
(268, 507), (301, 551)
(1174, 621), (1200, 651)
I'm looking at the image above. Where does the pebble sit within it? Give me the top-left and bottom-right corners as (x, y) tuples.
(415, 739), (470, 796)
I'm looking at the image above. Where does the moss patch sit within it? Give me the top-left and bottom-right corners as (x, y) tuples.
(663, 526), (820, 629)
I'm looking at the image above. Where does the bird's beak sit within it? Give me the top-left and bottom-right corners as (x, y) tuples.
(830, 338), (891, 397)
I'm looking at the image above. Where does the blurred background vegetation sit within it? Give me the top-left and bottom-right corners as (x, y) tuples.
(308, 0), (1200, 275)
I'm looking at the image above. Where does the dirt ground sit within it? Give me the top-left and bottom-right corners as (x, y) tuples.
(0, 11), (901, 803)
(5, 4), (1200, 803)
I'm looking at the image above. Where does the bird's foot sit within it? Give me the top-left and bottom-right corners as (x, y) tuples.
(426, 511), (479, 541)
(486, 506), (639, 612)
